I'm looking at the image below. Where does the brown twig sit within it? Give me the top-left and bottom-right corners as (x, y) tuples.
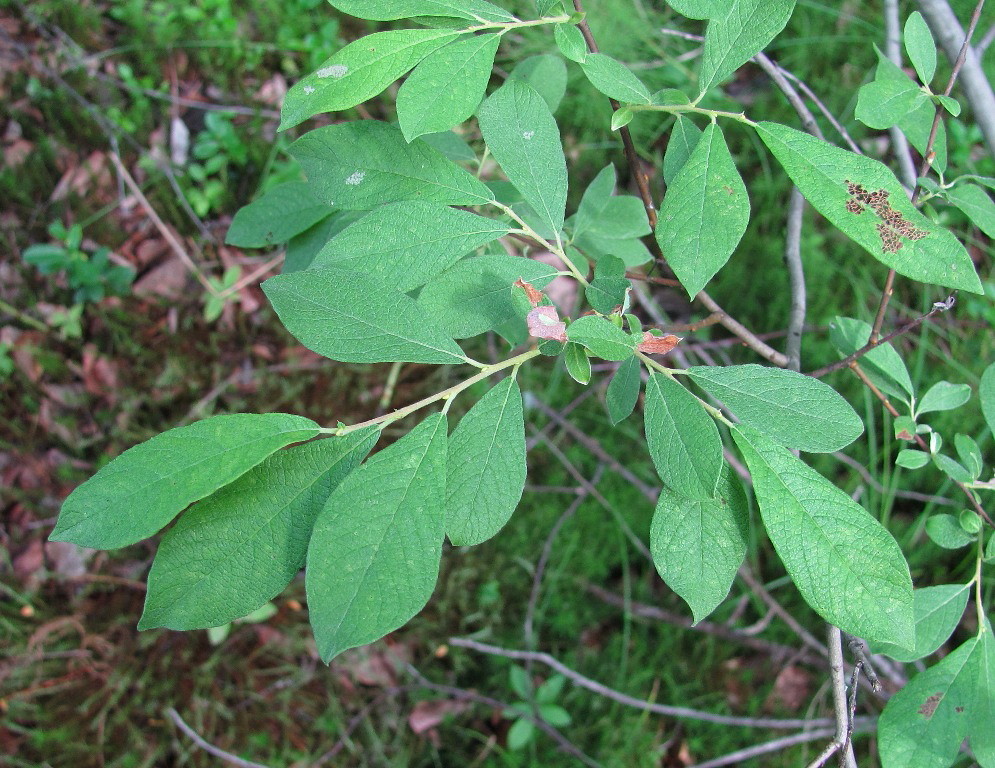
(694, 728), (852, 768)
(808, 295), (955, 378)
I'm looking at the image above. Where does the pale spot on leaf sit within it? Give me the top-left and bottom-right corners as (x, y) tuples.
(522, 130), (535, 140)
(303, 85), (316, 95)
(317, 64), (349, 79)
(345, 171), (366, 186)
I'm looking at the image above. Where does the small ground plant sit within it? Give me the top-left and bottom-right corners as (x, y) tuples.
(48, 0), (995, 764)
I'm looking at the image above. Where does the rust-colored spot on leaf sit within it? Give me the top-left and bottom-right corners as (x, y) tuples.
(637, 332), (681, 355)
(527, 306), (567, 342)
(514, 278), (543, 308)
(955, 706), (964, 713)
(918, 692), (943, 719)
(844, 180), (928, 254)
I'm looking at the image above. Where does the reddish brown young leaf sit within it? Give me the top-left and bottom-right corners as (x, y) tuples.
(514, 278), (544, 307)
(527, 305), (567, 341)
(638, 332), (681, 355)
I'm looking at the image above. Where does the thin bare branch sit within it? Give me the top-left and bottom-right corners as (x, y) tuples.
(693, 727), (842, 768)
(826, 627), (858, 768)
(450, 637), (861, 730)
(166, 708), (272, 768)
(784, 187), (807, 371)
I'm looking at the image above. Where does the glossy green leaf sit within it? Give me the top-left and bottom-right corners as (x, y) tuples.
(585, 254), (630, 314)
(397, 34), (501, 142)
(566, 315), (636, 361)
(446, 377), (527, 545)
(732, 425), (914, 645)
(687, 363), (863, 452)
(651, 465), (748, 622)
(878, 636), (981, 768)
(925, 514), (974, 549)
(828, 316), (914, 402)
(872, 584), (970, 662)
(417, 254), (559, 338)
(645, 373), (723, 498)
(226, 182), (332, 248)
(289, 121), (492, 209)
(610, 107), (633, 131)
(479, 79), (567, 234)
(981, 362), (995, 434)
(945, 183), (995, 239)
(263, 266), (468, 364)
(554, 23), (587, 62)
(663, 115), (702, 184)
(606, 356), (641, 425)
(310, 201), (509, 291)
(904, 11), (937, 84)
(917, 381), (971, 415)
(564, 342), (592, 385)
(698, 0), (796, 94)
(50, 414), (320, 549)
(327, 0), (516, 21)
(579, 53), (652, 104)
(139, 431), (377, 630)
(855, 50), (928, 130)
(508, 54), (568, 113)
(657, 123), (749, 298)
(756, 121), (980, 293)
(306, 413), (447, 661)
(281, 29), (461, 130)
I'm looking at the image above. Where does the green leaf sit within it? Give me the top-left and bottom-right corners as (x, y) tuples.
(564, 342), (592, 385)
(610, 107), (633, 131)
(667, 0), (723, 19)
(904, 11), (937, 84)
(397, 34), (501, 142)
(50, 414), (320, 549)
(872, 584), (970, 662)
(698, 0), (796, 94)
(536, 674), (566, 704)
(310, 201), (509, 291)
(925, 514), (975, 549)
(917, 381), (971, 415)
(657, 123), (749, 297)
(281, 29), (461, 130)
(327, 0), (516, 22)
(898, 100), (948, 174)
(225, 182), (332, 248)
(446, 377), (527, 545)
(896, 449), (930, 470)
(732, 425), (914, 645)
(284, 211), (367, 273)
(945, 183), (995, 239)
(479, 79), (567, 235)
(960, 509), (982, 535)
(974, 629), (995, 766)
(645, 373), (723, 498)
(585, 254), (630, 314)
(417, 253), (560, 338)
(419, 130), (477, 164)
(289, 121), (492, 210)
(954, 434), (983, 479)
(933, 453), (973, 484)
(554, 23), (587, 63)
(507, 718), (534, 750)
(582, 197), (651, 240)
(878, 636), (981, 768)
(651, 465), (748, 622)
(606, 356), (641, 425)
(982, 363), (995, 434)
(579, 53), (652, 104)
(855, 50), (928, 130)
(139, 431), (377, 630)
(934, 94), (960, 116)
(663, 115), (702, 184)
(22, 244), (69, 273)
(539, 704), (571, 727)
(573, 164), (616, 239)
(756, 121), (980, 293)
(566, 314), (637, 361)
(263, 266), (468, 364)
(686, 363), (863, 452)
(509, 664), (532, 699)
(306, 413), (447, 661)
(828, 316), (914, 402)
(509, 54), (568, 113)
